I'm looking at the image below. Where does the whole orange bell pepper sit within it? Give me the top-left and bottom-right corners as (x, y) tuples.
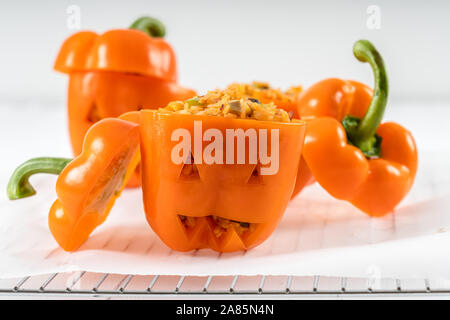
(7, 118), (140, 251)
(137, 110), (306, 252)
(55, 16), (196, 187)
(297, 40), (418, 216)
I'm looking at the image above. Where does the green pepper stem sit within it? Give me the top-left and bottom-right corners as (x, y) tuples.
(349, 40), (389, 151)
(7, 157), (72, 200)
(129, 16), (166, 38)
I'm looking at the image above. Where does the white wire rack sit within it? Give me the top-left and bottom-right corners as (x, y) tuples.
(2, 272), (450, 298)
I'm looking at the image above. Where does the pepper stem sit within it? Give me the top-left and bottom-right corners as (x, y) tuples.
(343, 40), (389, 156)
(130, 16), (166, 38)
(7, 157), (72, 200)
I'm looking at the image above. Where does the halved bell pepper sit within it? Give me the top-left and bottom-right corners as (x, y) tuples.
(138, 110), (306, 252)
(296, 40), (418, 216)
(55, 16), (196, 187)
(7, 118), (140, 251)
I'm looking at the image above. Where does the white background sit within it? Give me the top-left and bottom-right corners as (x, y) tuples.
(0, 0), (449, 103)
(0, 1), (450, 282)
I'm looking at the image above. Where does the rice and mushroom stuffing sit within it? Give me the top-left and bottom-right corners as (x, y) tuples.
(160, 82), (300, 123)
(179, 215), (257, 238)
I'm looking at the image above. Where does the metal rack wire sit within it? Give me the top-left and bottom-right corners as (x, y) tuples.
(2, 272), (450, 298)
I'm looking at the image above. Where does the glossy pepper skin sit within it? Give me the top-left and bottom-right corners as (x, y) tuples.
(47, 118), (140, 251)
(243, 85), (314, 197)
(290, 79), (372, 198)
(7, 118), (140, 251)
(297, 40), (418, 216)
(137, 110), (306, 252)
(298, 79), (373, 121)
(54, 18), (177, 81)
(54, 17), (196, 186)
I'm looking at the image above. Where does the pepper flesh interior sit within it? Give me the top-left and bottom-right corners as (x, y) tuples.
(179, 215), (257, 238)
(85, 146), (134, 213)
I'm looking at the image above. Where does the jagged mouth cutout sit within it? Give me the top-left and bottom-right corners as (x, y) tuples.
(176, 151), (263, 249)
(177, 214), (260, 249)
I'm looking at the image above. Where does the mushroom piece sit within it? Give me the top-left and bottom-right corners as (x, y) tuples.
(228, 100), (242, 115)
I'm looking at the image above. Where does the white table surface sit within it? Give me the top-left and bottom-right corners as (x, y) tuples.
(0, 99), (449, 283)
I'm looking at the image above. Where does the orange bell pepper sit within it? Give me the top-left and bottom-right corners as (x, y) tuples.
(7, 119), (140, 251)
(55, 16), (196, 187)
(297, 40), (418, 216)
(291, 79), (373, 199)
(137, 110), (306, 252)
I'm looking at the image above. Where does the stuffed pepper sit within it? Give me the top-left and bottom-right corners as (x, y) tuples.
(138, 89), (306, 252)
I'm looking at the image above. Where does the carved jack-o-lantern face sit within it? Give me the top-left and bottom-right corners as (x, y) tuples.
(138, 110), (306, 252)
(66, 72), (196, 187)
(67, 71), (196, 156)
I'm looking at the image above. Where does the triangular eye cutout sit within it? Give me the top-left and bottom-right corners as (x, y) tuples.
(247, 165), (262, 184)
(185, 152), (195, 165)
(179, 152), (200, 181)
